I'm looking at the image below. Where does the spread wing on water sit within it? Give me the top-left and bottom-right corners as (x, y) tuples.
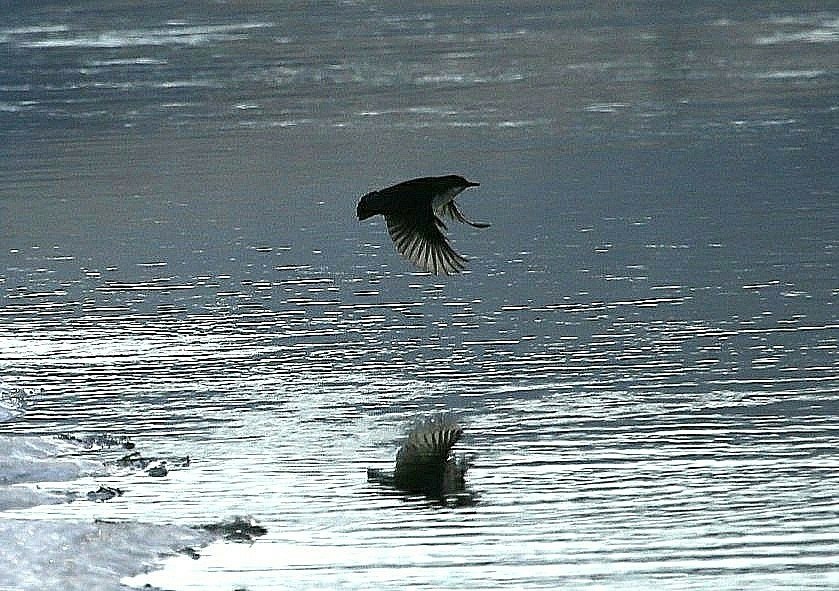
(385, 212), (467, 275)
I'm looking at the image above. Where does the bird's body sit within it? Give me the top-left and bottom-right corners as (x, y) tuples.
(367, 414), (471, 502)
(357, 175), (489, 275)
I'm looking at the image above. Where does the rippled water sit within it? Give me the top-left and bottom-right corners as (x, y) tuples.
(1, 2), (838, 590)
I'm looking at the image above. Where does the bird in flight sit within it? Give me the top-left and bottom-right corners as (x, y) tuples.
(357, 175), (489, 275)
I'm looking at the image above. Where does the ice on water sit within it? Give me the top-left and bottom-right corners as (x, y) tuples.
(0, 387), (211, 591)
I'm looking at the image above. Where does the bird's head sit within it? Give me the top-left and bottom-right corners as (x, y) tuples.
(440, 175), (480, 192)
(429, 175), (481, 212)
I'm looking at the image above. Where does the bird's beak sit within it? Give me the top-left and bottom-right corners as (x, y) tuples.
(466, 180), (480, 187)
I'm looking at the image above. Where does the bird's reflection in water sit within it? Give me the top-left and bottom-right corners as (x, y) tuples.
(367, 414), (477, 507)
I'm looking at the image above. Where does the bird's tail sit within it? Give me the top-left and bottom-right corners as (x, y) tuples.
(357, 190), (385, 220)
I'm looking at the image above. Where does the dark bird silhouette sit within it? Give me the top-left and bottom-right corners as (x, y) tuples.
(367, 414), (473, 504)
(357, 175), (489, 275)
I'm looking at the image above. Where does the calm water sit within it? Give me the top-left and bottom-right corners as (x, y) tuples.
(1, 2), (838, 589)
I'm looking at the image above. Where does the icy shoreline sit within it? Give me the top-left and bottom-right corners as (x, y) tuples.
(0, 517), (214, 591)
(0, 409), (262, 591)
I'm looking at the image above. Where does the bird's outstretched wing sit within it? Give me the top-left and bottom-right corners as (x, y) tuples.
(385, 212), (467, 275)
(439, 201), (491, 228)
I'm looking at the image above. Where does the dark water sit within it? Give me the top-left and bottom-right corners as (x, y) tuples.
(1, 2), (838, 589)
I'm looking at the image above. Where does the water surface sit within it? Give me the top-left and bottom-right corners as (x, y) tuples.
(1, 2), (837, 590)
